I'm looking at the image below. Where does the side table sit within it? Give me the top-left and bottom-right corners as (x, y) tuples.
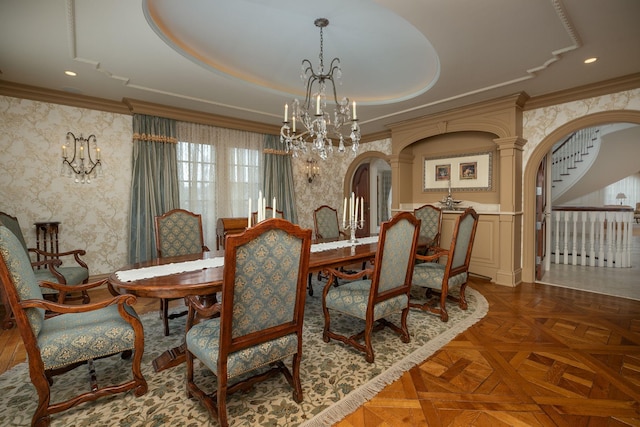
(34, 221), (61, 267)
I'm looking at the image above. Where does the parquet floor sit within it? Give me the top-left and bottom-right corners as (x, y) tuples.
(2, 278), (640, 426)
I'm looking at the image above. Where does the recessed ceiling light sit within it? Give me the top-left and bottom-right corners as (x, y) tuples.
(584, 57), (598, 64)
(64, 70), (77, 77)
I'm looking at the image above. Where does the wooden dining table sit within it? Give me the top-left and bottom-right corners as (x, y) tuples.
(108, 236), (382, 372)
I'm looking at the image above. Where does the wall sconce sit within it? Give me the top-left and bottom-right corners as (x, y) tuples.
(61, 132), (102, 184)
(305, 158), (320, 183)
(616, 192), (627, 205)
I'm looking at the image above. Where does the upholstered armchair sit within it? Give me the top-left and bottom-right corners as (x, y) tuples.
(184, 218), (311, 427)
(413, 204), (442, 253)
(0, 226), (147, 427)
(410, 208), (479, 322)
(321, 212), (420, 363)
(154, 208), (210, 336)
(0, 212), (90, 329)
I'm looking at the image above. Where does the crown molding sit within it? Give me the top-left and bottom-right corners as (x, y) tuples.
(122, 98), (281, 135)
(0, 80), (130, 114)
(524, 72), (640, 111)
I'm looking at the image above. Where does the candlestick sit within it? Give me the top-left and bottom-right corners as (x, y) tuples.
(342, 197), (347, 228)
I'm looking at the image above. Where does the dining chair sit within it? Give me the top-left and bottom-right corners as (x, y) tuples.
(410, 207), (479, 322)
(0, 225), (147, 427)
(321, 211), (420, 363)
(154, 208), (210, 336)
(413, 203), (442, 253)
(184, 218), (311, 427)
(313, 205), (347, 240)
(251, 207), (284, 224)
(0, 212), (90, 329)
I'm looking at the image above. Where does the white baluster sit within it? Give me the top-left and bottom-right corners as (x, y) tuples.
(563, 211), (570, 265)
(589, 211), (597, 267)
(580, 211), (587, 266)
(554, 211), (561, 265)
(606, 211), (615, 267)
(597, 211), (606, 267)
(571, 211), (578, 265)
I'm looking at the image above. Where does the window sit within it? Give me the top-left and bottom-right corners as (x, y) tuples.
(176, 123), (263, 247)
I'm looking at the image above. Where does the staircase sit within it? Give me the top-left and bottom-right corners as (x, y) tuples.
(551, 127), (600, 198)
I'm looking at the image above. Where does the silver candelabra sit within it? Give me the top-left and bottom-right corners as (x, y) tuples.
(344, 214), (364, 243)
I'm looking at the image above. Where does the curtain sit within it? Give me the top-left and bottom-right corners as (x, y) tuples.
(129, 114), (180, 263)
(176, 122), (263, 246)
(262, 134), (298, 223)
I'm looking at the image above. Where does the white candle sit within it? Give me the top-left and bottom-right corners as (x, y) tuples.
(292, 116), (296, 133)
(284, 103), (288, 122)
(360, 197), (364, 222)
(62, 145), (67, 158)
(258, 191), (262, 222)
(352, 101), (357, 120)
(349, 194), (353, 220)
(316, 95), (320, 115)
(272, 197), (276, 218)
(80, 145), (84, 159)
(248, 198), (252, 228)
(342, 197), (347, 228)
(262, 197), (266, 222)
(96, 147), (100, 160)
(354, 197), (359, 222)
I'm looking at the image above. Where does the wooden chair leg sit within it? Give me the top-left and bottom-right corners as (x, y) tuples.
(161, 299), (170, 336)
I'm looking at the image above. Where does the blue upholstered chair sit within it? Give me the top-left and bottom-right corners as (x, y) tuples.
(413, 204), (442, 252)
(321, 211), (420, 363)
(0, 212), (90, 329)
(154, 208), (210, 336)
(313, 205), (347, 240)
(410, 208), (479, 322)
(0, 226), (147, 427)
(184, 218), (312, 427)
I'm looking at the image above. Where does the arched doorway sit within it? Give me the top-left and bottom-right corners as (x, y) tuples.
(522, 110), (640, 283)
(344, 152), (391, 236)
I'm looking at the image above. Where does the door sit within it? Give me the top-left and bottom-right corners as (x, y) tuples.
(352, 163), (370, 237)
(535, 154), (548, 280)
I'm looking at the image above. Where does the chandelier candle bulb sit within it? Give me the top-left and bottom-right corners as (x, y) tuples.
(284, 104), (288, 122)
(316, 95), (320, 115)
(355, 196), (359, 221)
(292, 116), (296, 133)
(360, 197), (364, 222)
(353, 101), (357, 120)
(273, 197), (276, 218)
(248, 198), (252, 228)
(62, 145), (67, 158)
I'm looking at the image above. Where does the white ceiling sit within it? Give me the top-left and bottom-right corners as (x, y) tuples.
(1, 0), (639, 136)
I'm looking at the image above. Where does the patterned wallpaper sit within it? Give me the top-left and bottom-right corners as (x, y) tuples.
(0, 96), (133, 276)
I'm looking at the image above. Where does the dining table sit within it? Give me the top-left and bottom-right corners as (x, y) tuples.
(108, 235), (383, 372)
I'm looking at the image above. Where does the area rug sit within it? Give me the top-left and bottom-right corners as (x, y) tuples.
(0, 283), (488, 426)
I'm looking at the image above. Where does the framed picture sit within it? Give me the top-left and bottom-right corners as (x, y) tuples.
(423, 152), (492, 191)
(459, 162), (477, 179)
(435, 164), (450, 181)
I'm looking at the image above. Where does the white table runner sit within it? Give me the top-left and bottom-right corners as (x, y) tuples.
(115, 236), (379, 282)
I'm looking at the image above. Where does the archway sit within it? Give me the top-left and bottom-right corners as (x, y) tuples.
(522, 110), (640, 282)
(344, 151), (391, 235)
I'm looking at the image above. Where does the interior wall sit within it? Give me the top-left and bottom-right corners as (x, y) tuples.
(0, 95), (133, 276)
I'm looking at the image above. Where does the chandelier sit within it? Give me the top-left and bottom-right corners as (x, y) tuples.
(61, 132), (102, 183)
(280, 18), (360, 160)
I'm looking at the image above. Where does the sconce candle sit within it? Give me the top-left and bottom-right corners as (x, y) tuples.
(61, 132), (102, 184)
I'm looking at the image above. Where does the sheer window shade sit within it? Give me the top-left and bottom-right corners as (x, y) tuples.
(176, 122), (263, 246)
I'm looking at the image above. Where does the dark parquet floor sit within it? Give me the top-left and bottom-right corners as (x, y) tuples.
(1, 277), (640, 426)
